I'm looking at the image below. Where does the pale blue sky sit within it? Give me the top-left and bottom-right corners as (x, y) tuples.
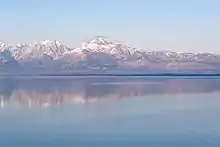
(0, 0), (219, 52)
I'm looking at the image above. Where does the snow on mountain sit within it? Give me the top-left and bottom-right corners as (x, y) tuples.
(81, 37), (139, 58)
(0, 42), (6, 51)
(8, 40), (72, 61)
(0, 37), (220, 73)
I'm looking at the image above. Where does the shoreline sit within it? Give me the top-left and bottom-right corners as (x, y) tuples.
(1, 73), (220, 78)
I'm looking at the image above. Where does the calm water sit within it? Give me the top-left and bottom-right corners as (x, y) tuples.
(1, 77), (220, 147)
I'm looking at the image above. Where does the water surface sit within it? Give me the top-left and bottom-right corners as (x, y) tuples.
(0, 77), (220, 147)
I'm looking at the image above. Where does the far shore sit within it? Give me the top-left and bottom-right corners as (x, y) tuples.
(1, 73), (220, 78)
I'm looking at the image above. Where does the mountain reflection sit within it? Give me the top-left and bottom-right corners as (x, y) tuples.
(1, 77), (220, 108)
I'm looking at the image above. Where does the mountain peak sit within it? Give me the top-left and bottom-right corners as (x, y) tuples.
(85, 36), (115, 45)
(0, 41), (6, 51)
(0, 41), (6, 47)
(40, 40), (61, 46)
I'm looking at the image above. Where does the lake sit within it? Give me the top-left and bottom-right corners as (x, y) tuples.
(0, 77), (220, 147)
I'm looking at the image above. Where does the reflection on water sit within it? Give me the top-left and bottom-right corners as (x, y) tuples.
(1, 77), (220, 146)
(1, 77), (220, 108)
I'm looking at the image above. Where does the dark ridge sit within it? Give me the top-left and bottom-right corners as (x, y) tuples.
(1, 73), (220, 78)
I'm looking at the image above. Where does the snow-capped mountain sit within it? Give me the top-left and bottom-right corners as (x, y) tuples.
(8, 40), (71, 60)
(0, 37), (220, 74)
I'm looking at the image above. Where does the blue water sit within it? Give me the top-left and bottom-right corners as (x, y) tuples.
(0, 78), (220, 147)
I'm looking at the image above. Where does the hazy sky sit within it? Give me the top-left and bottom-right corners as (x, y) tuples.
(0, 0), (219, 52)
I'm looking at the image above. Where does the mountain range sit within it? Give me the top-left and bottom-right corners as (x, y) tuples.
(1, 37), (220, 74)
